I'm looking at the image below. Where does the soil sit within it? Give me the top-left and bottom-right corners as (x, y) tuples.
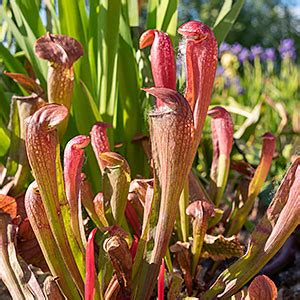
(274, 251), (300, 299)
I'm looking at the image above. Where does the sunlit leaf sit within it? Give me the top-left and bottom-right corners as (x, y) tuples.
(213, 0), (244, 45)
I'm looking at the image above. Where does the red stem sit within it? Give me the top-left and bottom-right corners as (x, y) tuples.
(85, 228), (97, 300)
(158, 259), (165, 300)
(125, 202), (141, 238)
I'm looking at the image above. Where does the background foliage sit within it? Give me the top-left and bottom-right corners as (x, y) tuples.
(178, 0), (300, 58)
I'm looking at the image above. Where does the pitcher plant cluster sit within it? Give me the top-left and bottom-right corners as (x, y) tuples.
(0, 19), (299, 300)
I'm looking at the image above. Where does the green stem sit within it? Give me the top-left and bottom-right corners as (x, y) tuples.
(164, 248), (173, 273)
(214, 155), (230, 206)
(178, 180), (190, 242)
(225, 193), (256, 236)
(191, 218), (208, 276)
(25, 184), (81, 300)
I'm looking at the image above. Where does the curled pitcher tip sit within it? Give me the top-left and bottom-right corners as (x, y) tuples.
(143, 87), (192, 113)
(186, 200), (215, 218)
(91, 122), (112, 130)
(27, 103), (69, 130)
(66, 135), (90, 150)
(178, 21), (214, 41)
(142, 86), (177, 98)
(261, 132), (276, 155)
(35, 33), (83, 67)
(99, 152), (130, 173)
(139, 29), (157, 49)
(99, 152), (124, 164)
(207, 106), (229, 118)
(262, 132), (276, 141)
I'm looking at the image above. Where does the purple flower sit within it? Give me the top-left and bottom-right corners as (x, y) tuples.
(216, 66), (225, 76)
(231, 43), (243, 55)
(279, 38), (295, 51)
(238, 48), (251, 62)
(279, 38), (296, 60)
(250, 45), (264, 59)
(223, 74), (244, 95)
(281, 49), (296, 60)
(233, 76), (245, 95)
(224, 76), (231, 89)
(263, 48), (276, 62)
(219, 42), (231, 55)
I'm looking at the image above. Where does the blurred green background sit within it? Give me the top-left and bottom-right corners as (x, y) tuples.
(178, 0), (300, 57)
